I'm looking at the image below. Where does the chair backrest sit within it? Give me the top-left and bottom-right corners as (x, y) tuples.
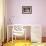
(12, 25), (25, 36)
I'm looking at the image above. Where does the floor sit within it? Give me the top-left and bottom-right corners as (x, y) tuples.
(3, 40), (31, 46)
(3, 40), (46, 46)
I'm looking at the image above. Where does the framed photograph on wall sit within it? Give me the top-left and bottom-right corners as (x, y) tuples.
(22, 6), (32, 14)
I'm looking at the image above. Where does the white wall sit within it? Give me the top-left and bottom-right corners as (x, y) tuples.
(7, 0), (46, 37)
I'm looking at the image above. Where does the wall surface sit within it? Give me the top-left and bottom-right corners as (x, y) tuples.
(7, 0), (46, 37)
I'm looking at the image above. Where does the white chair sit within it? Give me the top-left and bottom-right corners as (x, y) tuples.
(12, 25), (25, 43)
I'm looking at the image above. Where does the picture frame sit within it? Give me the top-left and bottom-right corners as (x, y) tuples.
(22, 6), (32, 14)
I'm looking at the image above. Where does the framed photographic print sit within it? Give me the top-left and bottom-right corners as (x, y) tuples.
(22, 6), (32, 14)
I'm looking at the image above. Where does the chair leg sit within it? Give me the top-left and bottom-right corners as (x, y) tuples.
(12, 34), (13, 43)
(25, 30), (26, 43)
(15, 36), (16, 42)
